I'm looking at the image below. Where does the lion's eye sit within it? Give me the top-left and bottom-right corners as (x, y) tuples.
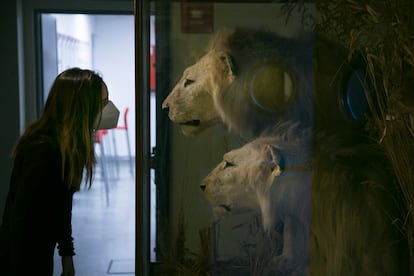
(223, 160), (235, 169)
(184, 79), (194, 87)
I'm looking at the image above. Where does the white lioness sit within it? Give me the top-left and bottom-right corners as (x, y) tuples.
(202, 123), (312, 275)
(202, 123), (409, 275)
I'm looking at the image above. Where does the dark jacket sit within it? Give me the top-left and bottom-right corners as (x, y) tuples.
(0, 139), (75, 275)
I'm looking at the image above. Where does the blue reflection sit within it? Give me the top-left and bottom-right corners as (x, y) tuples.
(341, 68), (368, 120)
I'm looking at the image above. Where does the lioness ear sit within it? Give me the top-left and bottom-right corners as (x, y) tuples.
(217, 51), (238, 77)
(272, 165), (282, 177)
(263, 144), (283, 177)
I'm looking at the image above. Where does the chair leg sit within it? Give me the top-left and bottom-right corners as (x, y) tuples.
(111, 130), (120, 180)
(99, 142), (110, 206)
(125, 129), (134, 178)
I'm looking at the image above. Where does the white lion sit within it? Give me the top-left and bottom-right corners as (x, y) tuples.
(162, 27), (313, 138)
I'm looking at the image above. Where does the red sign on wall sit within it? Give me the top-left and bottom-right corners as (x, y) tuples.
(181, 3), (214, 33)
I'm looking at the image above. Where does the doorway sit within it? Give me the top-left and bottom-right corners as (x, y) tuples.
(39, 13), (136, 275)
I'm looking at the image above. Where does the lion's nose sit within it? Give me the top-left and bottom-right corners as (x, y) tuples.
(162, 100), (169, 111)
(200, 183), (206, 192)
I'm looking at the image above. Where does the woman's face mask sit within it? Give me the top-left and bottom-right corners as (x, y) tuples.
(94, 101), (120, 129)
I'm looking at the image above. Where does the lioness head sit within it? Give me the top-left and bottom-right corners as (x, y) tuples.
(201, 140), (282, 218)
(201, 123), (312, 231)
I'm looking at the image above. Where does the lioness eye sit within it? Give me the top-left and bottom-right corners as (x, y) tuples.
(184, 79), (194, 87)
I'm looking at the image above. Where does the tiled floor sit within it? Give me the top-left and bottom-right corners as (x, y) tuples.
(53, 159), (135, 276)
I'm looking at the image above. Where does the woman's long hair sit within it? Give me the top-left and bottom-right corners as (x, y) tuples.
(14, 68), (104, 190)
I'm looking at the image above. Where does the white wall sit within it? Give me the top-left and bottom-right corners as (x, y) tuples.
(52, 14), (94, 71)
(54, 14), (94, 42)
(93, 15), (135, 158)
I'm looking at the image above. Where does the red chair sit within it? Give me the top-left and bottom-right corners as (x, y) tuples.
(114, 107), (134, 177)
(96, 129), (108, 144)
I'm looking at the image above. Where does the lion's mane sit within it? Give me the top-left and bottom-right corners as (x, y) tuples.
(207, 27), (314, 138)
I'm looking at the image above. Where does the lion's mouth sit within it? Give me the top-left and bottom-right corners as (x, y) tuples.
(179, 120), (201, 126)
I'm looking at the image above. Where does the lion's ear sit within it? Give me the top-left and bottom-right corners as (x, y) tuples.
(217, 51), (238, 77)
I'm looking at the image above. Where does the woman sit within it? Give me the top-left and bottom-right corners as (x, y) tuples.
(0, 68), (119, 275)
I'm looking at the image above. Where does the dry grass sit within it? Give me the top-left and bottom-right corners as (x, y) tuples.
(158, 206), (211, 276)
(315, 0), (414, 272)
(160, 208), (282, 275)
(282, 0), (414, 272)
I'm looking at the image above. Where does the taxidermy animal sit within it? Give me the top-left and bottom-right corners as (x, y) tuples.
(162, 26), (363, 138)
(201, 122), (311, 275)
(162, 27), (314, 138)
(164, 26), (410, 274)
(202, 122), (409, 275)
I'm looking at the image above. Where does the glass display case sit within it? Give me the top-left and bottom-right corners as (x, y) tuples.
(135, 1), (413, 275)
